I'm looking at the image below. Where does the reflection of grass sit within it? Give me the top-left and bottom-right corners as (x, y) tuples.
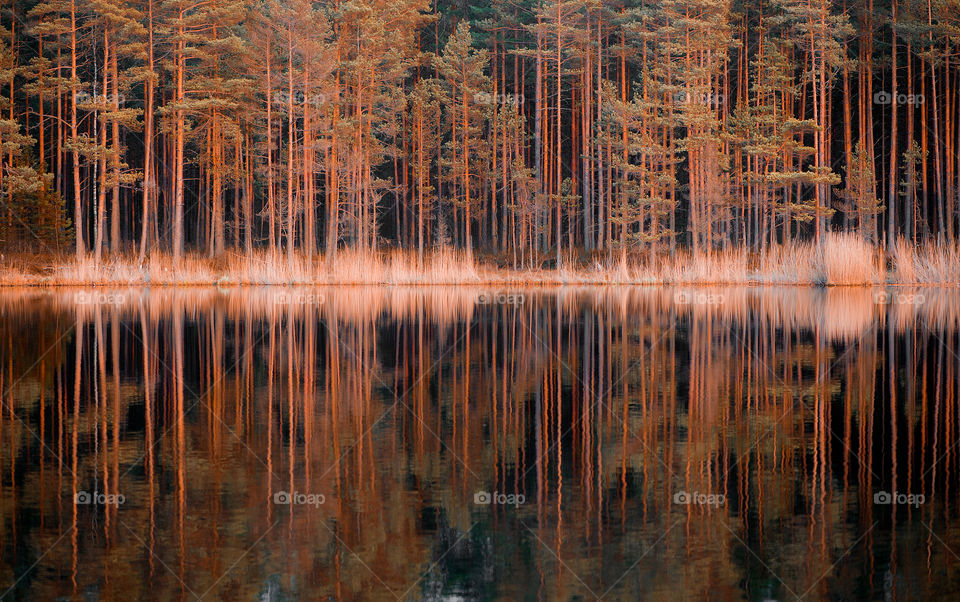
(0, 234), (957, 285)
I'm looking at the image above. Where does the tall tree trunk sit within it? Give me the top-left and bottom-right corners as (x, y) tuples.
(139, 0), (156, 260)
(886, 0), (897, 247)
(173, 10), (186, 261)
(71, 0), (83, 259)
(286, 27), (295, 265)
(266, 39), (276, 255)
(110, 45), (120, 254)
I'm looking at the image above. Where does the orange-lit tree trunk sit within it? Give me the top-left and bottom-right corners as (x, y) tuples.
(139, 0), (156, 260)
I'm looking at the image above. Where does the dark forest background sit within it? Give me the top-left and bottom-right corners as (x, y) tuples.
(0, 0), (956, 264)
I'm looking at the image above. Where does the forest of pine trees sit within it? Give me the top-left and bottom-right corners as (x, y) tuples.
(0, 0), (957, 265)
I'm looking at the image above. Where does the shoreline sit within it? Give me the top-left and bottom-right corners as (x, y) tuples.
(3, 279), (960, 289)
(2, 234), (959, 287)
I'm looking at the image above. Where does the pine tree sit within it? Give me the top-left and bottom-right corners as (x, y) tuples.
(28, 0), (88, 258)
(841, 140), (883, 240)
(529, 0), (586, 263)
(731, 39), (810, 249)
(409, 77), (443, 263)
(159, 0), (246, 259)
(434, 21), (490, 253)
(900, 139), (927, 240)
(771, 0), (853, 244)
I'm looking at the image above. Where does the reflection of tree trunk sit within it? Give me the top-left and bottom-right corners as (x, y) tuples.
(266, 308), (276, 521)
(94, 310), (107, 512)
(287, 304), (296, 504)
(211, 308), (224, 450)
(534, 378), (542, 511)
(71, 309), (82, 586)
(173, 309), (186, 578)
(23, 288), (960, 599)
(304, 313), (315, 483)
(138, 304), (157, 565)
(888, 323), (898, 549)
(326, 309), (341, 498)
(111, 309), (120, 525)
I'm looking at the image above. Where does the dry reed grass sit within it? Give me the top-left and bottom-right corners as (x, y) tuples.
(0, 233), (956, 286)
(811, 234), (884, 285)
(891, 239), (960, 284)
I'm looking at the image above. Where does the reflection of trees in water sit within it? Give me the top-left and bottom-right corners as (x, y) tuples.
(0, 287), (959, 599)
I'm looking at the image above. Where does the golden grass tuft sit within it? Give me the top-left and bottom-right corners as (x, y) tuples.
(892, 239), (960, 284)
(811, 233), (884, 285)
(668, 249), (750, 284)
(45, 247), (489, 286)
(751, 233), (882, 285)
(754, 242), (816, 284)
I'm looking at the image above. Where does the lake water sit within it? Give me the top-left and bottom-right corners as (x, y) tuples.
(0, 286), (959, 600)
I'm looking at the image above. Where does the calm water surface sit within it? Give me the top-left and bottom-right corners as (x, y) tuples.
(1, 286), (959, 600)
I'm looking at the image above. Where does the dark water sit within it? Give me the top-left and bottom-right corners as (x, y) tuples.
(1, 286), (959, 600)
